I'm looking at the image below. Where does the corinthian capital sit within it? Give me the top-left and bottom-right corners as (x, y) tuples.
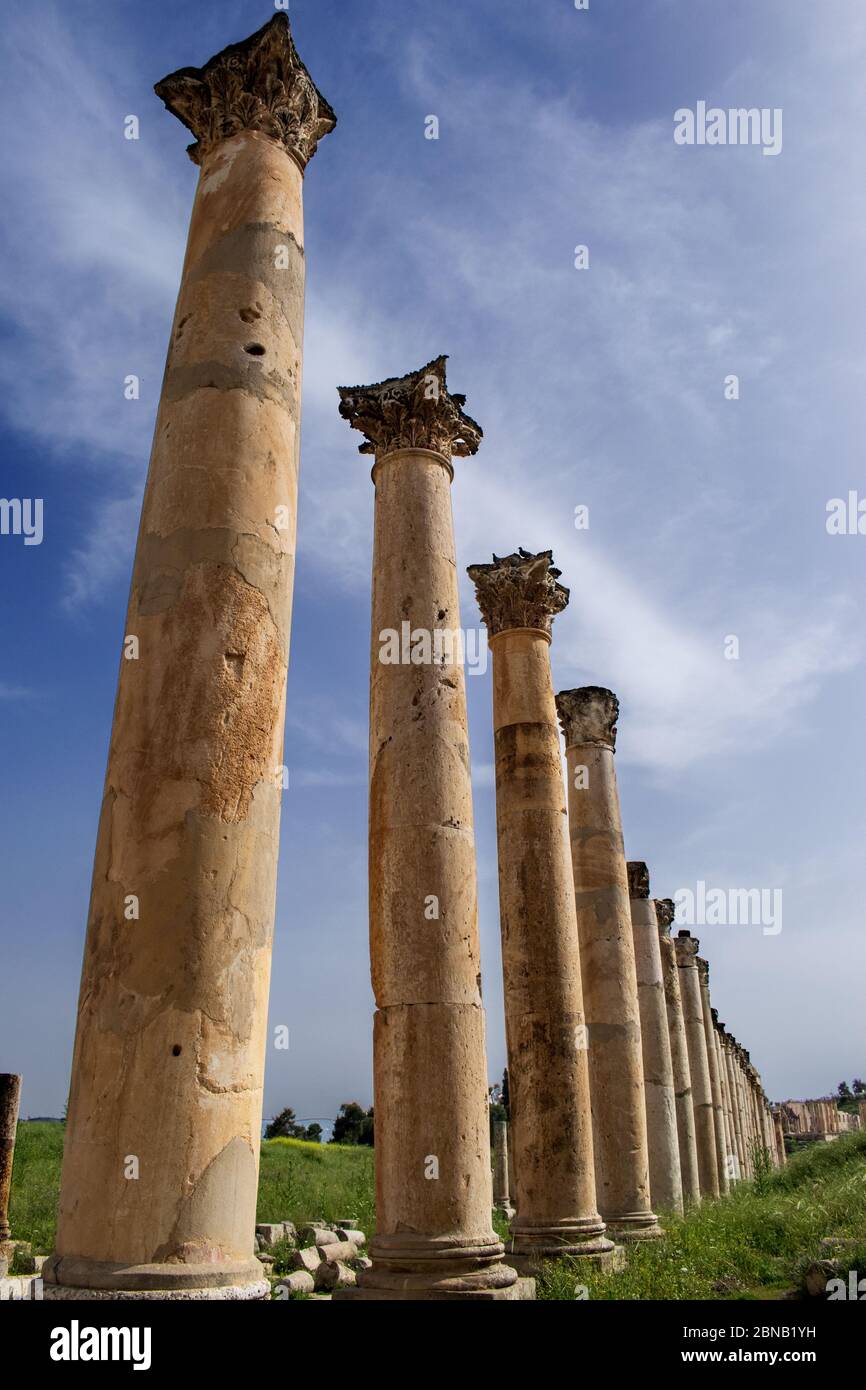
(337, 356), (482, 459)
(555, 687), (619, 750)
(626, 861), (650, 899)
(674, 930), (700, 963)
(655, 898), (676, 932)
(467, 549), (568, 637)
(154, 14), (336, 169)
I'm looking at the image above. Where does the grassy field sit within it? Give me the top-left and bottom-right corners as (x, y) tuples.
(9, 1122), (866, 1300)
(537, 1130), (866, 1300)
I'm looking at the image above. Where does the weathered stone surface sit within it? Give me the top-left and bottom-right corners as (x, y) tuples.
(696, 959), (730, 1195)
(154, 14), (336, 170)
(674, 934), (719, 1198)
(276, 1270), (315, 1295)
(557, 689), (661, 1242)
(468, 548), (568, 636)
(335, 361), (522, 1301)
(628, 871), (683, 1215)
(255, 1223), (285, 1250)
(656, 901), (701, 1205)
(339, 1229), (365, 1249)
(46, 14), (333, 1302)
(469, 556), (612, 1263)
(315, 1259), (356, 1292)
(298, 1225), (337, 1248)
(338, 355), (481, 459)
(317, 1239), (358, 1263)
(292, 1247), (322, 1274)
(0, 1075), (21, 1243)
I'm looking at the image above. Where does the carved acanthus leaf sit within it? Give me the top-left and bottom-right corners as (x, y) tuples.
(154, 14), (336, 169)
(555, 686), (619, 750)
(467, 549), (568, 637)
(337, 356), (482, 458)
(627, 861), (651, 899)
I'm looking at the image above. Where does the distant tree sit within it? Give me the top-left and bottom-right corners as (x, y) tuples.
(303, 1123), (323, 1143)
(331, 1102), (374, 1146)
(852, 1079), (866, 1097)
(265, 1106), (305, 1140)
(501, 1068), (510, 1120)
(837, 1081), (853, 1102)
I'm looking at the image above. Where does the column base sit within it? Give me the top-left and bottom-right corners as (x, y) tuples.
(42, 1254), (270, 1300)
(493, 1202), (516, 1220)
(338, 1233), (527, 1300)
(334, 1276), (535, 1302)
(509, 1220), (618, 1270)
(510, 1244), (624, 1276)
(604, 1214), (664, 1242)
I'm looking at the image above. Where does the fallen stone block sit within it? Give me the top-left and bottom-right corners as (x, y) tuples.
(318, 1239), (358, 1263)
(281, 1221), (298, 1246)
(315, 1259), (356, 1292)
(340, 1229), (366, 1249)
(299, 1223), (340, 1245)
(255, 1223), (285, 1250)
(349, 1255), (372, 1272)
(292, 1246), (322, 1274)
(275, 1270), (315, 1296)
(15, 1254), (47, 1275)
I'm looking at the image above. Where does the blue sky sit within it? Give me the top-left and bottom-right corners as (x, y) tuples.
(1, 0), (864, 1128)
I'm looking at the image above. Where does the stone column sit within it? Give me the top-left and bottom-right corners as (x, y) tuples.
(719, 1026), (744, 1180)
(674, 933), (719, 1198)
(556, 688), (661, 1240)
(0, 1075), (21, 1250)
(729, 1039), (750, 1177)
(44, 16), (335, 1302)
(655, 901), (701, 1206)
(711, 1009), (736, 1185)
(627, 867), (683, 1215)
(336, 358), (524, 1300)
(492, 1122), (515, 1220)
(696, 958), (730, 1195)
(467, 552), (614, 1268)
(773, 1109), (788, 1165)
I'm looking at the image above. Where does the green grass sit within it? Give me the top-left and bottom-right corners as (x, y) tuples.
(536, 1130), (866, 1300)
(7, 1121), (63, 1254)
(256, 1137), (375, 1235)
(7, 1124), (375, 1255)
(9, 1122), (865, 1302)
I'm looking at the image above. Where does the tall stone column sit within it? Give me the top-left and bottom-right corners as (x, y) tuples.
(718, 1025), (744, 1180)
(556, 688), (661, 1240)
(0, 1075), (21, 1250)
(655, 901), (701, 1205)
(467, 553), (614, 1268)
(725, 1036), (747, 1177)
(711, 1015), (735, 1181)
(736, 1046), (755, 1173)
(492, 1122), (515, 1219)
(773, 1109), (787, 1164)
(627, 866), (683, 1215)
(674, 933), (719, 1198)
(44, 16), (335, 1302)
(336, 357), (524, 1300)
(696, 958), (730, 1194)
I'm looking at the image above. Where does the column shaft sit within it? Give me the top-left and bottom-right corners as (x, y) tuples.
(469, 556), (612, 1266)
(337, 360), (522, 1299)
(675, 934), (719, 1198)
(46, 16), (335, 1300)
(656, 904), (701, 1205)
(557, 689), (661, 1240)
(0, 1074), (21, 1246)
(628, 871), (683, 1214)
